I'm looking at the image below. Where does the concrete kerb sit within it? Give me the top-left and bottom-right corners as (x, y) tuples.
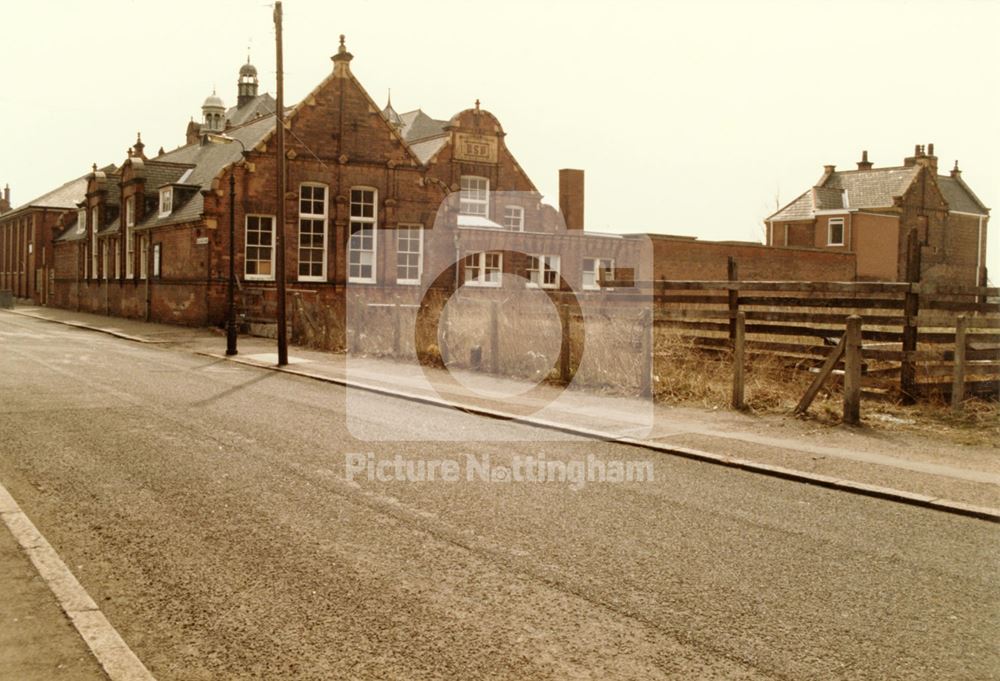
(7, 309), (997, 524)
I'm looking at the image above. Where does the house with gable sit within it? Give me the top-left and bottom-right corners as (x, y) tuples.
(765, 145), (990, 284)
(50, 36), (635, 333)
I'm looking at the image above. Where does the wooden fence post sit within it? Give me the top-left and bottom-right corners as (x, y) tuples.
(951, 314), (968, 412)
(732, 310), (746, 410)
(843, 315), (862, 425)
(640, 308), (653, 398)
(901, 228), (921, 403)
(727, 256), (739, 340)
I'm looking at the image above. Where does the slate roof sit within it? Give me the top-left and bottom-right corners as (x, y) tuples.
(409, 136), (449, 165)
(7, 173), (94, 215)
(398, 109), (448, 143)
(937, 175), (989, 215)
(226, 93), (277, 127)
(767, 164), (991, 221)
(135, 115), (274, 230)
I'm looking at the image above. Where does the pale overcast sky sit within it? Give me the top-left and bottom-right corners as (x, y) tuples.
(2, 0), (997, 277)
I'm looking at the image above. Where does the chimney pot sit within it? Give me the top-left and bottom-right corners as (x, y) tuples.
(927, 142), (935, 156)
(559, 169), (585, 231)
(857, 150), (873, 171)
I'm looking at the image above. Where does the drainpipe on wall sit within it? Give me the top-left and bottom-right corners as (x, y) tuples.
(976, 215), (984, 286)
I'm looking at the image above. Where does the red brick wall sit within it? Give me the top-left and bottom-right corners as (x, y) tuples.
(652, 237), (856, 281)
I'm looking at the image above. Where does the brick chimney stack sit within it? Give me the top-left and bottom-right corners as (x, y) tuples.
(559, 169), (585, 230)
(857, 150), (873, 171)
(0, 184), (9, 213)
(951, 160), (962, 178)
(904, 143), (937, 170)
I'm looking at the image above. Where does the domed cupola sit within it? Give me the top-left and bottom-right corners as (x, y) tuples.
(238, 56), (259, 108)
(202, 89), (225, 132)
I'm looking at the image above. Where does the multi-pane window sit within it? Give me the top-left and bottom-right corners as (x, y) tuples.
(125, 195), (135, 228)
(396, 225), (422, 285)
(464, 251), (502, 287)
(77, 208), (87, 235)
(126, 226), (135, 278)
(153, 244), (161, 278)
(90, 207), (99, 279)
(527, 254), (560, 289)
(460, 176), (489, 217)
(503, 205), (524, 231)
(113, 239), (120, 279)
(245, 215), (275, 280)
(348, 188), (377, 283)
(159, 187), (173, 217)
(298, 183), (327, 280)
(139, 235), (149, 280)
(582, 257), (614, 290)
(828, 217), (845, 246)
(101, 241), (109, 280)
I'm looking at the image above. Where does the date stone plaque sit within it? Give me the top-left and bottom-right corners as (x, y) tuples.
(454, 133), (498, 164)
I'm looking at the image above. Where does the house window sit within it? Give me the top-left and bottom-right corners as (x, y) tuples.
(125, 226), (135, 278)
(113, 239), (120, 279)
(153, 243), (161, 278)
(582, 257), (614, 290)
(139, 235), (149, 280)
(77, 208), (87, 235)
(159, 187), (173, 217)
(459, 176), (489, 217)
(298, 183), (327, 281)
(245, 215), (275, 280)
(828, 218), (845, 246)
(101, 241), (109, 280)
(396, 225), (423, 285)
(90, 207), (99, 280)
(527, 255), (560, 289)
(464, 251), (502, 287)
(503, 205), (524, 231)
(125, 195), (135, 228)
(348, 187), (377, 283)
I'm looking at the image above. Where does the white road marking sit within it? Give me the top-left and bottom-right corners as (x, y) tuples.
(0, 482), (156, 681)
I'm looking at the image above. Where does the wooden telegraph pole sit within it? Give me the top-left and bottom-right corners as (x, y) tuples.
(274, 1), (289, 366)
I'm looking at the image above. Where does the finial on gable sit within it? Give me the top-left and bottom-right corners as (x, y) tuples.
(475, 98), (480, 112)
(332, 33), (354, 73)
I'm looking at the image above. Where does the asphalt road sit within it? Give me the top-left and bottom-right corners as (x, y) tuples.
(0, 312), (997, 680)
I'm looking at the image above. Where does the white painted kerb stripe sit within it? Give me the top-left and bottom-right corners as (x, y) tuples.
(0, 482), (156, 681)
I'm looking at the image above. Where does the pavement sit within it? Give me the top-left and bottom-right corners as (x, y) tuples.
(6, 304), (999, 513)
(1, 305), (999, 679)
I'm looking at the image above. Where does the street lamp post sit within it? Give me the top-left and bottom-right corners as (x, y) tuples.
(219, 135), (247, 357)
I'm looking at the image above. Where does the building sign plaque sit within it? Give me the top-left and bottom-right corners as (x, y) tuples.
(454, 133), (498, 164)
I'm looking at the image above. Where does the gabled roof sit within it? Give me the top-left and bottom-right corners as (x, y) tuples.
(135, 115), (274, 230)
(6, 172), (97, 216)
(768, 157), (991, 222)
(937, 175), (989, 215)
(769, 165), (920, 221)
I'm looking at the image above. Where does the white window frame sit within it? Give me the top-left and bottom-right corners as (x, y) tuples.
(348, 187), (378, 284)
(395, 225), (423, 285)
(101, 240), (109, 280)
(503, 205), (524, 231)
(297, 183), (328, 282)
(125, 195), (135, 228)
(828, 217), (845, 247)
(459, 176), (489, 217)
(77, 208), (87, 235)
(113, 238), (120, 279)
(139, 235), (149, 280)
(158, 187), (173, 217)
(90, 206), (99, 280)
(152, 243), (161, 278)
(464, 251), (502, 288)
(582, 257), (614, 290)
(527, 254), (560, 289)
(125, 227), (135, 278)
(245, 214), (276, 281)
